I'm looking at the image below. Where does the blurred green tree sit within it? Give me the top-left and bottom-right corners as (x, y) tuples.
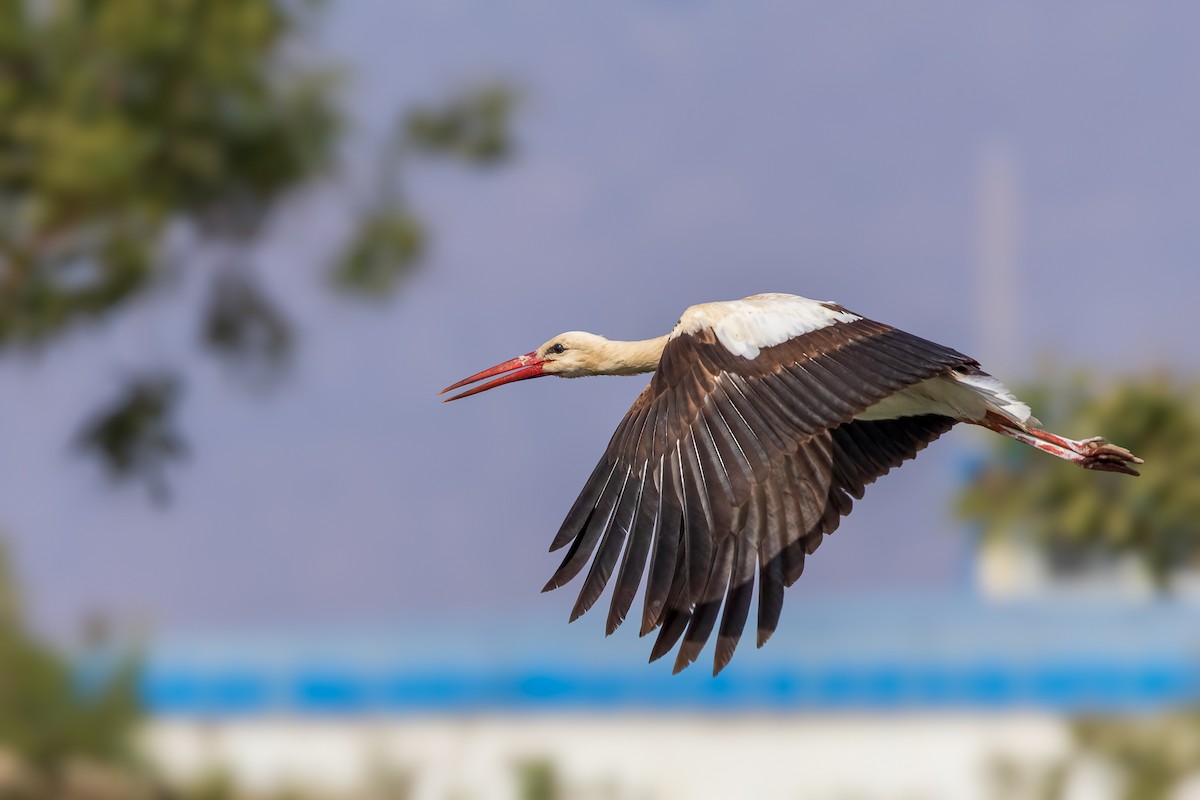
(0, 0), (515, 497)
(515, 758), (561, 800)
(993, 711), (1200, 800)
(1068, 713), (1200, 800)
(958, 370), (1200, 586)
(0, 546), (141, 770)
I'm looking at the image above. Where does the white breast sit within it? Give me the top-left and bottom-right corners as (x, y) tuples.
(676, 293), (861, 359)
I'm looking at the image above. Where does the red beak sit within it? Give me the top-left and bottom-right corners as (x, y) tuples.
(439, 351), (548, 402)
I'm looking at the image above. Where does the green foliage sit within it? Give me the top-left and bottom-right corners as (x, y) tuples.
(995, 712), (1200, 800)
(514, 758), (560, 800)
(0, 0), (338, 345)
(0, 548), (141, 770)
(958, 371), (1200, 585)
(332, 206), (425, 296)
(201, 272), (292, 380)
(405, 84), (517, 165)
(1070, 713), (1200, 800)
(332, 84), (517, 296)
(0, 0), (515, 493)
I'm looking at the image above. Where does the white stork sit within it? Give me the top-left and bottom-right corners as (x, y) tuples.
(440, 293), (1141, 675)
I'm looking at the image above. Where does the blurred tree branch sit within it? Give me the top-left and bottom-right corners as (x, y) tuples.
(74, 374), (186, 504)
(0, 0), (516, 498)
(404, 84), (517, 165)
(332, 83), (517, 297)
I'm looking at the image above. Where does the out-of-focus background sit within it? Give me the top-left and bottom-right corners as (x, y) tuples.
(1, 2), (1199, 798)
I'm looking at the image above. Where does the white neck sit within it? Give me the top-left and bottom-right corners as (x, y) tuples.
(589, 334), (671, 376)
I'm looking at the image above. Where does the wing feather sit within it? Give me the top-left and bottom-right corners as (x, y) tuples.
(679, 435), (716, 600)
(714, 524), (759, 674)
(648, 545), (693, 661)
(549, 458), (616, 552)
(606, 461), (659, 634)
(673, 537), (734, 673)
(641, 452), (685, 633)
(570, 468), (644, 622)
(543, 465), (629, 591)
(700, 403), (754, 501)
(765, 465), (807, 588)
(710, 383), (773, 470)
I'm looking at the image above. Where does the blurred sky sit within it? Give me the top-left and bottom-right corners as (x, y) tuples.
(0, 1), (1197, 640)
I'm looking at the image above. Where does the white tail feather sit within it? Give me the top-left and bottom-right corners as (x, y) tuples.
(856, 370), (1038, 426)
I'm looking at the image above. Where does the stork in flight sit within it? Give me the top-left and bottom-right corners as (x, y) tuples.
(440, 294), (1142, 675)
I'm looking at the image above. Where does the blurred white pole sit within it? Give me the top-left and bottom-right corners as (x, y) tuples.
(976, 144), (1020, 378)
(974, 144), (1028, 599)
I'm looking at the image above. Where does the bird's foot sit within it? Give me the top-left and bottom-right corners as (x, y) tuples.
(1072, 439), (1143, 476)
(1027, 428), (1143, 476)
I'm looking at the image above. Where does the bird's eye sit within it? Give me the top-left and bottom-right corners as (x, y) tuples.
(548, 343), (566, 355)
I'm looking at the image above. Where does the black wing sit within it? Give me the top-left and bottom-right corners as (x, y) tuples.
(544, 312), (974, 674)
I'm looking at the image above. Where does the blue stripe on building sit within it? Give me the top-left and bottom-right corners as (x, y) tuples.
(138, 594), (1200, 715)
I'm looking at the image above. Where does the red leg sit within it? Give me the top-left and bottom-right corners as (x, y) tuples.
(974, 416), (1143, 476)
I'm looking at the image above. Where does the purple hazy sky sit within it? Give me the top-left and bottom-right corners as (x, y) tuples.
(1, 1), (1197, 639)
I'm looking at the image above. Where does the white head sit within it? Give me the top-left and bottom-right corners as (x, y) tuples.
(439, 330), (612, 401)
(534, 331), (612, 378)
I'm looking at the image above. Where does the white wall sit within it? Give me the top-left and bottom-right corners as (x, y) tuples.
(142, 713), (1074, 800)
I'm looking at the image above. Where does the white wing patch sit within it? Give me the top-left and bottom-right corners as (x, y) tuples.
(675, 293), (861, 360)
